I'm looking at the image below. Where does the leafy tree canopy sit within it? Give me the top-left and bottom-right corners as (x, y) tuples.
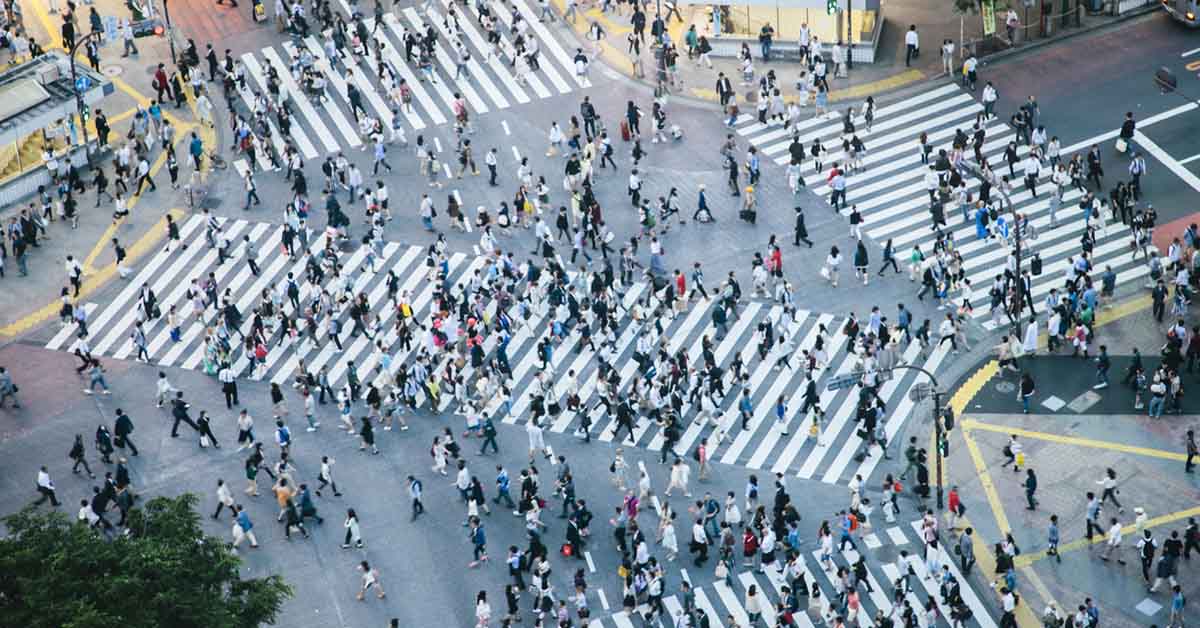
(0, 493), (291, 628)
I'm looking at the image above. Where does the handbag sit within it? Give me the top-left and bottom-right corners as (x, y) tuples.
(819, 266), (830, 280)
(1115, 138), (1128, 153)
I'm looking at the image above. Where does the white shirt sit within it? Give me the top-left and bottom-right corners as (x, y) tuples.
(905, 29), (919, 47)
(37, 470), (53, 490)
(982, 85), (998, 103)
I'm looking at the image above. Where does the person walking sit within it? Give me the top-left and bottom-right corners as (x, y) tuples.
(113, 408), (139, 456)
(213, 478), (235, 520)
(232, 505), (259, 549)
(1024, 469), (1038, 510)
(409, 475), (425, 520)
(0, 366), (20, 408)
(343, 508), (364, 548)
(34, 466), (60, 507)
(1046, 515), (1061, 562)
(69, 435), (95, 478)
(356, 561), (386, 601)
(1101, 517), (1126, 564)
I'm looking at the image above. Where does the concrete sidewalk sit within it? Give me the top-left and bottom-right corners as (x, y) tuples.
(546, 0), (1154, 107)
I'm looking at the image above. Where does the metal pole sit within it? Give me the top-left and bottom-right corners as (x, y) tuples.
(846, 0), (853, 70)
(934, 391), (945, 510)
(69, 33), (98, 170)
(162, 0), (177, 65)
(885, 363), (943, 509)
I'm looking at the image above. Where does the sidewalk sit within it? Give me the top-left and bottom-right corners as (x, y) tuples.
(0, 0), (221, 336)
(547, 0), (1154, 107)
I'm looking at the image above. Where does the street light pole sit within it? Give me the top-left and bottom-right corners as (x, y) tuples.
(69, 31), (102, 170)
(886, 364), (946, 510)
(161, 0), (178, 65)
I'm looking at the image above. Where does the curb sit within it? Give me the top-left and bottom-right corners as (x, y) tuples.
(553, 3), (1160, 111)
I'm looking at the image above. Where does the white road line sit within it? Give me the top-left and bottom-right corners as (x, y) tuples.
(388, 12), (461, 111)
(850, 343), (950, 484)
(506, 0), (580, 90)
(819, 340), (925, 483)
(712, 580), (750, 627)
(280, 41), (362, 148)
(1135, 130), (1200, 192)
(744, 312), (833, 470)
(424, 5), (510, 109)
(94, 224), (210, 355)
(1183, 46), (1200, 57)
(48, 215), (204, 350)
(909, 520), (999, 628)
(694, 588), (727, 628)
(597, 588), (609, 611)
(49, 303), (96, 350)
(502, 120), (511, 135)
(434, 137), (443, 153)
(259, 47), (340, 154)
(242, 54), (319, 159)
(442, 0), (537, 103)
(401, 7), (490, 114)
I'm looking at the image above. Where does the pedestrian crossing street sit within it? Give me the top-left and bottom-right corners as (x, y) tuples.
(45, 216), (948, 486)
(587, 520), (997, 628)
(234, 0), (593, 162)
(733, 83), (1151, 329)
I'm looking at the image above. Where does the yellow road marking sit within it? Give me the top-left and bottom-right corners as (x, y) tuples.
(80, 121), (196, 274)
(0, 208), (186, 337)
(829, 69), (926, 103)
(962, 419), (1188, 462)
(1015, 506), (1200, 568)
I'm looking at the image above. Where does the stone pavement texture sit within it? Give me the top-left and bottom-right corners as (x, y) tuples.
(939, 302), (1200, 628)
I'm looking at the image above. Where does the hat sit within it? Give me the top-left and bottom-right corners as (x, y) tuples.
(1135, 507), (1145, 515)
(698, 183), (706, 190)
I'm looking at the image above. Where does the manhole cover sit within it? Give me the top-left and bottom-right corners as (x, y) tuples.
(102, 65), (123, 77)
(994, 381), (1016, 394)
(199, 196), (223, 210)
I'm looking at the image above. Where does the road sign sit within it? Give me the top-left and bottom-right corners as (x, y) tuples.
(825, 372), (862, 392)
(981, 0), (997, 36)
(908, 382), (933, 402)
(74, 76), (91, 92)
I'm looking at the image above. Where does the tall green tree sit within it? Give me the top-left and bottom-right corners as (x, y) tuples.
(0, 493), (292, 628)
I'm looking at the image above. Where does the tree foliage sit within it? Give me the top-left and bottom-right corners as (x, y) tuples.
(0, 493), (292, 628)
(954, 0), (981, 14)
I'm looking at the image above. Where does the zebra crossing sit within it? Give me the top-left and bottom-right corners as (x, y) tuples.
(734, 83), (1151, 328)
(232, 0), (592, 161)
(46, 216), (945, 486)
(587, 519), (997, 628)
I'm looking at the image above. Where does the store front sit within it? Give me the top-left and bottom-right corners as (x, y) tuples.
(671, 0), (884, 62)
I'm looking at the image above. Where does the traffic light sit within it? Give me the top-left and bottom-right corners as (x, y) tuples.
(941, 407), (954, 431)
(826, 0), (839, 14)
(79, 103), (90, 124)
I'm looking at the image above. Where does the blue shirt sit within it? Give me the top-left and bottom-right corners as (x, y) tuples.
(237, 511), (252, 531)
(496, 470), (510, 492)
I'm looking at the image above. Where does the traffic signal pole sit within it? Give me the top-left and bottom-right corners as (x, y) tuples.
(69, 31), (103, 170)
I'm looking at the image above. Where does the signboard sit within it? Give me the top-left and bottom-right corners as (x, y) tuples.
(74, 76), (91, 92)
(104, 15), (118, 44)
(981, 0), (997, 36)
(825, 373), (862, 392)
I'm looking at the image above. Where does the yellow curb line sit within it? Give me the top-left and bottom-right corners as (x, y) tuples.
(0, 208), (186, 337)
(1013, 506), (1200, 569)
(81, 122), (197, 274)
(934, 359), (1043, 627)
(962, 419), (1189, 462)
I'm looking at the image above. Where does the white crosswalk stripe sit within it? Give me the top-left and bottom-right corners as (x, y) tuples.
(735, 83), (1152, 331)
(227, 2), (591, 164)
(584, 520), (995, 628)
(53, 221), (952, 489)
